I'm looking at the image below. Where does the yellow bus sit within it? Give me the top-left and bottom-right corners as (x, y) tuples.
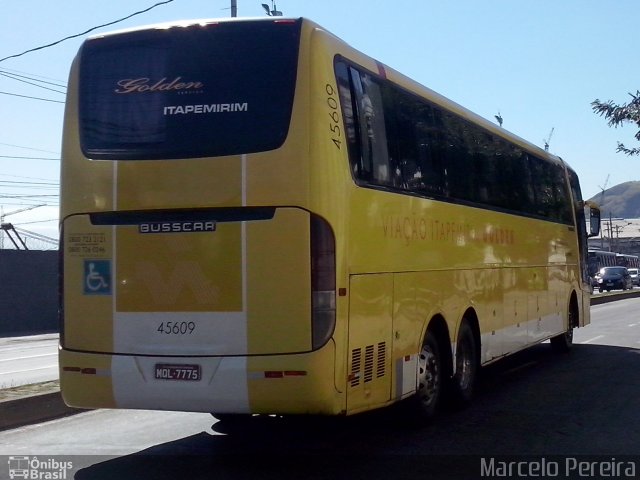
(59, 17), (600, 420)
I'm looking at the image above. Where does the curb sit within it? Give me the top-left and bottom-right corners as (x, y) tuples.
(0, 383), (84, 431)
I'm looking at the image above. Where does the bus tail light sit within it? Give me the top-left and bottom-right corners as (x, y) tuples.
(311, 215), (336, 349)
(58, 228), (65, 346)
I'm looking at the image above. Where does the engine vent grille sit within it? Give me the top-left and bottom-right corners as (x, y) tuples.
(364, 345), (375, 383)
(350, 348), (362, 387)
(350, 341), (386, 387)
(377, 342), (386, 378)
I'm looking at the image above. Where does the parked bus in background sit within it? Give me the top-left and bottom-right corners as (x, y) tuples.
(59, 17), (601, 421)
(588, 249), (617, 277)
(616, 253), (640, 270)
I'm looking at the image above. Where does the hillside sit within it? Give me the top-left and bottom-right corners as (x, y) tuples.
(587, 181), (640, 218)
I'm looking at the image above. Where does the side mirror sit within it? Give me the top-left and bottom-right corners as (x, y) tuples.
(588, 206), (601, 238)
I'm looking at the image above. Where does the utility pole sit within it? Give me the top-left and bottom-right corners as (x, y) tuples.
(598, 174), (610, 249)
(231, 0), (237, 17)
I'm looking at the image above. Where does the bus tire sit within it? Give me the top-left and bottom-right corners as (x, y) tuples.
(450, 321), (478, 406)
(409, 330), (443, 421)
(550, 299), (577, 353)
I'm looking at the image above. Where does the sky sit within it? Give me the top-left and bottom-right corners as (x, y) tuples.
(1, 0), (638, 244)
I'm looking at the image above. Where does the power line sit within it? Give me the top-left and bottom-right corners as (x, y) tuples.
(0, 180), (59, 186)
(0, 0), (176, 64)
(0, 201), (59, 207)
(13, 218), (59, 226)
(1, 190), (58, 196)
(0, 71), (66, 95)
(0, 67), (65, 86)
(1, 190), (58, 195)
(0, 202), (59, 208)
(0, 143), (59, 155)
(0, 194), (59, 198)
(0, 202), (58, 208)
(1, 191), (58, 196)
(0, 172), (59, 181)
(0, 155), (60, 161)
(0, 69), (67, 89)
(0, 90), (64, 104)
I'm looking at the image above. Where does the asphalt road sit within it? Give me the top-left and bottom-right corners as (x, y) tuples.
(0, 334), (58, 389)
(1, 298), (639, 478)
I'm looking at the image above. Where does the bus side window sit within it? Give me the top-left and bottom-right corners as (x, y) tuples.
(335, 61), (360, 176)
(383, 85), (422, 191)
(349, 68), (392, 187)
(414, 102), (447, 197)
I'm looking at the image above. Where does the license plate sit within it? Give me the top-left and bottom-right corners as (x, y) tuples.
(155, 364), (201, 381)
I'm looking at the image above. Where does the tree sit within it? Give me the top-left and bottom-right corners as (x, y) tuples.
(591, 90), (640, 156)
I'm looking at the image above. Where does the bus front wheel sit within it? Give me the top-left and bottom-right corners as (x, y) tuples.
(550, 299), (577, 353)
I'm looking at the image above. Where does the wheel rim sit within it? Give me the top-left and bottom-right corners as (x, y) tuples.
(417, 342), (439, 408)
(565, 302), (576, 344)
(456, 333), (473, 391)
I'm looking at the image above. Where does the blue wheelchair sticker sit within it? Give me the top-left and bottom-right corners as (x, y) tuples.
(83, 259), (112, 295)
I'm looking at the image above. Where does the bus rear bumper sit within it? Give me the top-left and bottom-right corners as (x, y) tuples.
(59, 342), (343, 415)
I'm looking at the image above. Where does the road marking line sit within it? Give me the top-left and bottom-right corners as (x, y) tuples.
(629, 323), (639, 327)
(580, 335), (605, 344)
(0, 364), (58, 375)
(0, 343), (58, 353)
(0, 353), (58, 363)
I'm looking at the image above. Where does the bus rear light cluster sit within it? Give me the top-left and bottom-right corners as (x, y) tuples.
(310, 215), (336, 350)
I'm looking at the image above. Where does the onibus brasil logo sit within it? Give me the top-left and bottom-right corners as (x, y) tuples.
(7, 457), (73, 480)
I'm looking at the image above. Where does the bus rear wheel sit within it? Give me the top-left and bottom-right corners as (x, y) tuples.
(550, 299), (577, 353)
(410, 330), (443, 421)
(450, 321), (478, 406)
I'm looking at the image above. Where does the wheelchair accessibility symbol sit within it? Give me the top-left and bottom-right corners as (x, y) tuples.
(83, 260), (112, 295)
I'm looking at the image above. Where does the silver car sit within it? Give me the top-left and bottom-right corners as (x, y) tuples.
(629, 268), (639, 287)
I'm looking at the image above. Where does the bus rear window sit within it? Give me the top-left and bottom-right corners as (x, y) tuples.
(78, 19), (301, 160)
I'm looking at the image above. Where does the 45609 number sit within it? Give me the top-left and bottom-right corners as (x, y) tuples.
(156, 321), (196, 335)
(326, 83), (342, 149)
